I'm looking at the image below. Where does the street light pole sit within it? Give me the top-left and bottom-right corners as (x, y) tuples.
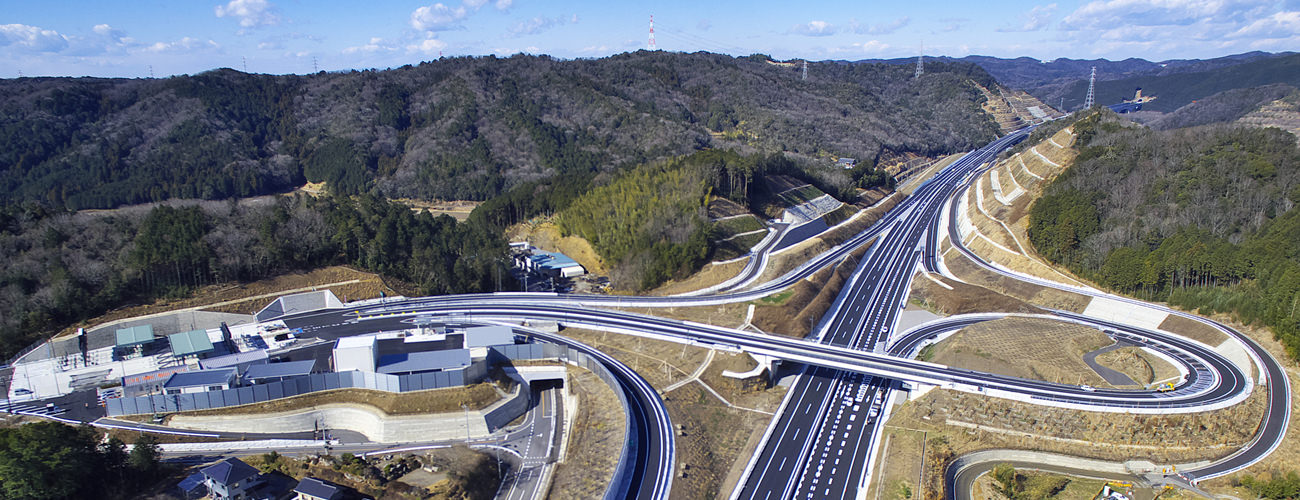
(462, 404), (470, 443)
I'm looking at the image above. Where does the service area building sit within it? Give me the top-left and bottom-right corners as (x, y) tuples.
(163, 368), (237, 395)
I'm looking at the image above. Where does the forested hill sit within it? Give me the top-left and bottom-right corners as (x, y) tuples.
(0, 51), (998, 211)
(1027, 111), (1300, 359)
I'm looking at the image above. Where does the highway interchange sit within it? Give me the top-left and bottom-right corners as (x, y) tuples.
(245, 124), (1293, 499)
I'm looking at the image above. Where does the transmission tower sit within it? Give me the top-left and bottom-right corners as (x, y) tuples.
(16, 69), (22, 78)
(149, 65), (155, 78)
(312, 57), (319, 73)
(914, 42), (924, 79)
(242, 56), (248, 73)
(648, 15), (656, 50)
(802, 60), (808, 81)
(1083, 66), (1096, 110)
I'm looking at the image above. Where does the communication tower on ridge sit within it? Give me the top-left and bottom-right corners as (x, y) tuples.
(313, 57), (319, 73)
(802, 60), (808, 81)
(1084, 66), (1096, 109)
(914, 43), (924, 78)
(648, 15), (657, 50)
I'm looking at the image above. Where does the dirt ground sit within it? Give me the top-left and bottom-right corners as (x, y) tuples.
(548, 366), (627, 500)
(865, 426), (927, 500)
(910, 271), (1045, 316)
(389, 198), (482, 221)
(926, 316), (1120, 388)
(505, 217), (609, 275)
(647, 259), (748, 297)
(1095, 347), (1180, 387)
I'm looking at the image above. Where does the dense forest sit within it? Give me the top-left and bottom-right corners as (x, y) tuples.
(0, 422), (164, 499)
(1142, 84), (1298, 131)
(0, 51), (998, 211)
(1027, 111), (1300, 359)
(0, 195), (510, 357)
(558, 149), (829, 290)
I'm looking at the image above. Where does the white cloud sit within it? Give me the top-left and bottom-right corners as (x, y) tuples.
(495, 0), (513, 10)
(1230, 10), (1300, 38)
(509, 15), (575, 37)
(828, 40), (892, 55)
(998, 4), (1056, 32)
(792, 20), (836, 37)
(411, 3), (469, 30)
(406, 38), (447, 55)
(853, 17), (911, 35)
(1060, 0), (1268, 30)
(143, 37), (219, 53)
(0, 24), (70, 52)
(215, 0), (281, 28)
(343, 37), (399, 54)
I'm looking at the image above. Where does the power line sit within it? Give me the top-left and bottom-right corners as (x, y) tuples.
(653, 22), (745, 54)
(914, 42), (923, 79)
(1083, 66), (1096, 110)
(648, 14), (656, 50)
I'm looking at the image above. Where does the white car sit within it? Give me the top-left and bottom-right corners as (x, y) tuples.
(1080, 385), (1097, 392)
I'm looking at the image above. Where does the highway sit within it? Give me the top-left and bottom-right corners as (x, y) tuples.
(937, 146), (1291, 482)
(260, 125), (1287, 498)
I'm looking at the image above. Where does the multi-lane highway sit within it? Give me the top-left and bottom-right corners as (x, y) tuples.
(264, 124), (1288, 499)
(937, 157), (1292, 482)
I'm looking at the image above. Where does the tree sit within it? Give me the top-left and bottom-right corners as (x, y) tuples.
(0, 422), (102, 499)
(128, 433), (161, 478)
(991, 463), (1020, 498)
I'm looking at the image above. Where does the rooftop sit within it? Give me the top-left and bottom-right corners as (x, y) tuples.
(199, 349), (268, 370)
(465, 325), (517, 348)
(168, 330), (215, 357)
(529, 251), (581, 270)
(293, 477), (342, 499)
(244, 360), (316, 380)
(201, 457), (260, 485)
(377, 349), (471, 374)
(114, 325), (155, 347)
(335, 335), (377, 349)
(163, 368), (237, 389)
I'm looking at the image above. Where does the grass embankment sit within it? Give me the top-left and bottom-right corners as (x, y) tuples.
(548, 366), (626, 499)
(559, 327), (787, 497)
(926, 316), (1152, 389)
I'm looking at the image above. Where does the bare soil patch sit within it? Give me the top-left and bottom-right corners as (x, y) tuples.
(1157, 314), (1228, 346)
(942, 249), (1091, 312)
(708, 198), (753, 219)
(390, 198), (482, 221)
(752, 244), (869, 338)
(927, 316), (1118, 387)
(549, 366), (626, 500)
(647, 259), (748, 297)
(909, 272), (1044, 316)
(1094, 347), (1180, 387)
(865, 427), (926, 500)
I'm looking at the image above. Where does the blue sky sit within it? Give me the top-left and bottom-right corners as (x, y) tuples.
(3, 0), (1299, 77)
